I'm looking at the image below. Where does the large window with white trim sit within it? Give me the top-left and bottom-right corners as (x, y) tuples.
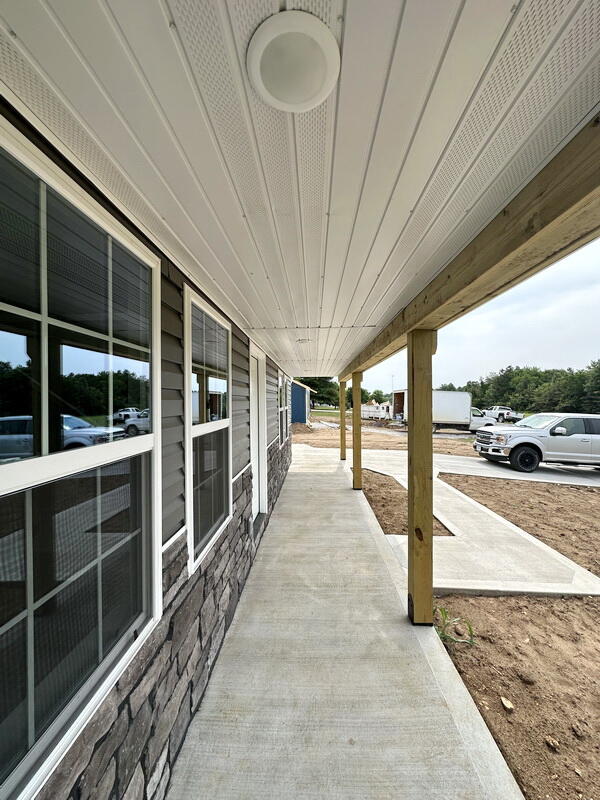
(186, 291), (231, 564)
(279, 371), (290, 445)
(0, 138), (158, 795)
(0, 149), (151, 463)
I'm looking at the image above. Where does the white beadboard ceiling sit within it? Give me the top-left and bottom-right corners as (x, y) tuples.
(0, 0), (599, 376)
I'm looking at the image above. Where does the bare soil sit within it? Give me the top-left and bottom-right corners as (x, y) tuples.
(293, 424), (476, 457)
(440, 474), (600, 577)
(361, 469), (451, 535)
(438, 594), (600, 800)
(434, 476), (600, 799)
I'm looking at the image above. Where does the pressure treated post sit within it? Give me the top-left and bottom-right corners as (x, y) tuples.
(407, 329), (437, 625)
(352, 372), (362, 489)
(339, 380), (347, 460)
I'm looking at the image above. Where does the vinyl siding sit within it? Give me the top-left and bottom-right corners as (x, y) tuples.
(160, 262), (185, 543)
(231, 324), (250, 477)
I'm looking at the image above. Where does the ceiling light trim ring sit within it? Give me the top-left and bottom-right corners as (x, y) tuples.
(246, 10), (341, 113)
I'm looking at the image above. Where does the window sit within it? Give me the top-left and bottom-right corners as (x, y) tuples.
(279, 371), (290, 445)
(186, 292), (231, 564)
(0, 148), (152, 463)
(0, 455), (148, 784)
(0, 135), (159, 797)
(585, 418), (600, 435)
(553, 417), (585, 436)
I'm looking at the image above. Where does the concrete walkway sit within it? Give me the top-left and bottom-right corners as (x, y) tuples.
(358, 447), (600, 486)
(168, 446), (522, 800)
(361, 449), (600, 596)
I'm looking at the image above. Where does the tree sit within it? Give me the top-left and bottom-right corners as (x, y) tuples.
(369, 389), (386, 404)
(295, 377), (339, 407)
(437, 382), (457, 391)
(452, 361), (600, 413)
(346, 386), (370, 407)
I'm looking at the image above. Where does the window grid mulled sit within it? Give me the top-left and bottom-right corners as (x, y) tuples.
(0, 144), (152, 464)
(186, 291), (232, 565)
(0, 136), (158, 798)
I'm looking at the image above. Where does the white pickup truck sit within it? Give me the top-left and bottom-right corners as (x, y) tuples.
(481, 405), (523, 423)
(474, 412), (600, 472)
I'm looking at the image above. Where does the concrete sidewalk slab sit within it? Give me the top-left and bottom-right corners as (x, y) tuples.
(168, 446), (523, 800)
(360, 450), (600, 596)
(356, 447), (600, 486)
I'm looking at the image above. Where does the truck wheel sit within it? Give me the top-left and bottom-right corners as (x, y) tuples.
(497, 413), (505, 422)
(126, 424), (138, 437)
(509, 445), (540, 472)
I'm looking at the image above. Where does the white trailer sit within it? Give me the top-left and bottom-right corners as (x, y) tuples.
(392, 390), (472, 430)
(360, 401), (392, 420)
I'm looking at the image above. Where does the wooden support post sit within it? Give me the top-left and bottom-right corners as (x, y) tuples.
(352, 372), (362, 490)
(407, 329), (437, 625)
(339, 380), (346, 460)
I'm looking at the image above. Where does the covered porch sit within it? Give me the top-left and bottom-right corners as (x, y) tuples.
(168, 444), (522, 800)
(0, 0), (599, 797)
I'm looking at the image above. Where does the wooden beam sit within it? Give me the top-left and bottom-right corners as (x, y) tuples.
(339, 380), (346, 460)
(407, 330), (437, 625)
(352, 372), (362, 489)
(339, 118), (600, 381)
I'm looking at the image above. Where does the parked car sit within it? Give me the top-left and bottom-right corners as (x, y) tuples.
(473, 412), (600, 472)
(112, 407), (141, 422)
(469, 407), (496, 432)
(123, 408), (150, 436)
(0, 414), (126, 461)
(481, 405), (523, 423)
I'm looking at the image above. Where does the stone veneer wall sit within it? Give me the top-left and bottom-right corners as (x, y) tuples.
(37, 435), (292, 800)
(268, 437), (292, 512)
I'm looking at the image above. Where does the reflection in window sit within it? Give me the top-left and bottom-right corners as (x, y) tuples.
(0, 149), (39, 312)
(192, 428), (228, 555)
(0, 454), (148, 781)
(191, 305), (228, 425)
(0, 312), (40, 463)
(47, 188), (108, 334)
(48, 327), (112, 453)
(113, 348), (150, 426)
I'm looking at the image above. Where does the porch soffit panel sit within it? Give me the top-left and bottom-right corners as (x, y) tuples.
(0, 0), (598, 377)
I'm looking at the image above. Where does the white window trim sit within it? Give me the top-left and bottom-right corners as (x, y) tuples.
(184, 286), (233, 576)
(278, 371), (291, 448)
(0, 119), (163, 800)
(249, 342), (268, 516)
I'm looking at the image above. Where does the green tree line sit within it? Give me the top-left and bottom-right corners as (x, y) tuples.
(438, 361), (600, 414)
(0, 361), (149, 418)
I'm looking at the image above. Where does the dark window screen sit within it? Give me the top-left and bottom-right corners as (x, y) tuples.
(192, 428), (228, 555)
(0, 149), (39, 312)
(47, 189), (108, 334)
(112, 242), (151, 348)
(0, 454), (148, 782)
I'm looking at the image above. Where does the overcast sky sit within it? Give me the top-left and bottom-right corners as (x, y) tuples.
(362, 236), (600, 393)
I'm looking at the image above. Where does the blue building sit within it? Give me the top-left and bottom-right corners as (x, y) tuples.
(291, 380), (315, 424)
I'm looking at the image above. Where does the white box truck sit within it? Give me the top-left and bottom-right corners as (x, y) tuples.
(392, 390), (491, 431)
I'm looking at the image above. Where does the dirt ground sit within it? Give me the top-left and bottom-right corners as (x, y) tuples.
(434, 476), (600, 799)
(440, 474), (600, 577)
(361, 469), (451, 535)
(292, 423), (476, 457)
(438, 594), (600, 800)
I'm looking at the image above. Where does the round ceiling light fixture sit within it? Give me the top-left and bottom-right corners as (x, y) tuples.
(246, 11), (340, 113)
